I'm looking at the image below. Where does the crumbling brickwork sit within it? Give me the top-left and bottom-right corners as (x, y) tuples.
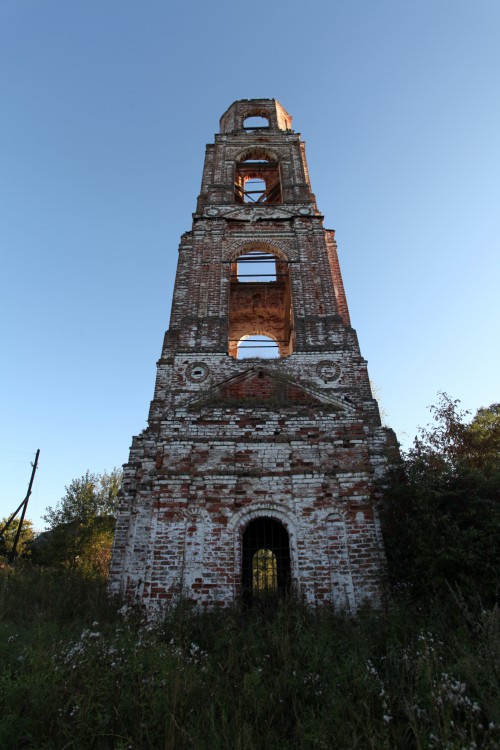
(109, 99), (398, 612)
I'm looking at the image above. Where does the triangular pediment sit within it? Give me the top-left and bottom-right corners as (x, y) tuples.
(183, 367), (355, 413)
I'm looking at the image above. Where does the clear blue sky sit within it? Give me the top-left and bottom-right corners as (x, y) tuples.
(1, 0), (499, 530)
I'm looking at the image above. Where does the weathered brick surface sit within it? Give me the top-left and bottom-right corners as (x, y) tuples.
(109, 99), (398, 612)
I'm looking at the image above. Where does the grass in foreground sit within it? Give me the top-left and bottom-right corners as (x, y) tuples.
(0, 566), (499, 749)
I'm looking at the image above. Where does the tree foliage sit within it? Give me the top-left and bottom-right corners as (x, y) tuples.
(0, 518), (35, 559)
(36, 469), (122, 576)
(44, 469), (122, 529)
(382, 394), (500, 603)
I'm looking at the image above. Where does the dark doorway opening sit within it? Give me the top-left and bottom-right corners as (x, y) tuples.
(242, 517), (291, 603)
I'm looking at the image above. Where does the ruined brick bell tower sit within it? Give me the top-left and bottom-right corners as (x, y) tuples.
(110, 99), (397, 611)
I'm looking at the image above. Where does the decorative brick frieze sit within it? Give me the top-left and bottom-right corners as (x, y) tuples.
(109, 99), (398, 612)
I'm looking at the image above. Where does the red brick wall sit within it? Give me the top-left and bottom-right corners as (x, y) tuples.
(109, 100), (398, 612)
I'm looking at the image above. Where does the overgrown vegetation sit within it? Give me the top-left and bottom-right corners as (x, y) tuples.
(0, 567), (498, 749)
(382, 395), (500, 604)
(31, 469), (122, 576)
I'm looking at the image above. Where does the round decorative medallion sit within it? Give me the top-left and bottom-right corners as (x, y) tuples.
(316, 360), (340, 382)
(186, 362), (209, 383)
(299, 207), (312, 215)
(206, 208), (219, 216)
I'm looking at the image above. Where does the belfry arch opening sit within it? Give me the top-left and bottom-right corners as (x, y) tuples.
(228, 247), (294, 359)
(234, 150), (282, 205)
(237, 334), (279, 359)
(237, 250), (277, 282)
(242, 517), (291, 601)
(243, 115), (269, 131)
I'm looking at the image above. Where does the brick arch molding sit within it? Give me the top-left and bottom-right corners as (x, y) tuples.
(224, 238), (296, 263)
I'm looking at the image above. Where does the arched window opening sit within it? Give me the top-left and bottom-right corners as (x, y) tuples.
(252, 549), (277, 591)
(228, 247), (294, 359)
(242, 518), (291, 602)
(234, 151), (282, 205)
(243, 115), (269, 131)
(237, 251), (277, 282)
(237, 334), (279, 359)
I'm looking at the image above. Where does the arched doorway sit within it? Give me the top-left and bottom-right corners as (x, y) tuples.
(242, 517), (291, 601)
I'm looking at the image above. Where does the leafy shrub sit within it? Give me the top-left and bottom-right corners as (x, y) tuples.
(0, 518), (34, 559)
(33, 469), (122, 576)
(382, 395), (500, 603)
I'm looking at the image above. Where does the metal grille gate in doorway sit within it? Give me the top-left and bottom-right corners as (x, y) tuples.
(242, 517), (291, 601)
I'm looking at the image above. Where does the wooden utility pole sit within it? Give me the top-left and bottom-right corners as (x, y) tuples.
(0, 449), (40, 562)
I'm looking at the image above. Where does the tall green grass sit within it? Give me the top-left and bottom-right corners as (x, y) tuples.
(0, 566), (498, 749)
